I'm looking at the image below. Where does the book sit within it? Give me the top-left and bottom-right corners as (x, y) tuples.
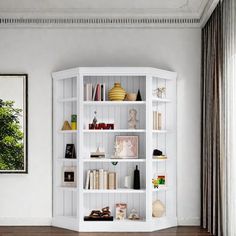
(65, 144), (76, 159)
(92, 84), (98, 101)
(103, 170), (108, 189)
(93, 170), (96, 189)
(108, 172), (116, 189)
(99, 169), (104, 189)
(89, 171), (94, 190)
(95, 171), (99, 189)
(85, 170), (90, 189)
(153, 111), (157, 130)
(158, 113), (162, 130)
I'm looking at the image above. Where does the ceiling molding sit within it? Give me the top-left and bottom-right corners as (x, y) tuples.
(0, 1), (219, 28)
(200, 0), (219, 27)
(0, 16), (200, 28)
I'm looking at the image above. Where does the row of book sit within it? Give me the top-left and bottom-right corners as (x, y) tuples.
(153, 111), (162, 130)
(85, 169), (116, 190)
(84, 83), (106, 101)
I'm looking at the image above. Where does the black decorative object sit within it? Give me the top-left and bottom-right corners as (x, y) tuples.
(65, 144), (76, 159)
(153, 149), (162, 156)
(133, 165), (140, 189)
(136, 89), (142, 101)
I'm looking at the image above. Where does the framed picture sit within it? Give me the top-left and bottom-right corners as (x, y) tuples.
(152, 173), (167, 188)
(115, 136), (138, 159)
(0, 74), (28, 173)
(116, 203), (127, 220)
(65, 144), (76, 159)
(62, 166), (76, 187)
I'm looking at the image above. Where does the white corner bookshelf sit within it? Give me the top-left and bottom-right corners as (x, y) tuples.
(52, 67), (177, 232)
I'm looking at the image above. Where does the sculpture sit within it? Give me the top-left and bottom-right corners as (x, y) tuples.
(152, 200), (165, 218)
(128, 109), (138, 129)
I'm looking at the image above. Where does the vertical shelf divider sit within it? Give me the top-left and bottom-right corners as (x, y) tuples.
(78, 71), (84, 225)
(146, 74), (153, 222)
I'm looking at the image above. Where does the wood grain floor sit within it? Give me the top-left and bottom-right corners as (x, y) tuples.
(0, 226), (212, 236)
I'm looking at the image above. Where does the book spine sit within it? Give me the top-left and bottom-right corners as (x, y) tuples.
(108, 172), (116, 189)
(95, 171), (99, 189)
(93, 170), (96, 189)
(158, 112), (162, 130)
(99, 169), (104, 189)
(103, 83), (106, 101)
(89, 171), (94, 190)
(85, 170), (90, 189)
(103, 171), (108, 189)
(101, 84), (104, 101)
(92, 84), (97, 101)
(153, 111), (157, 130)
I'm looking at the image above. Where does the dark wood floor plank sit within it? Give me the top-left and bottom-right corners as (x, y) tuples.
(0, 226), (212, 236)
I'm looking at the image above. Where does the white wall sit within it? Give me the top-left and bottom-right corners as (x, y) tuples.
(0, 28), (201, 225)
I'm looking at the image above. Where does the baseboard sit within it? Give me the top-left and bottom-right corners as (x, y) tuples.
(177, 217), (200, 226)
(0, 217), (52, 226)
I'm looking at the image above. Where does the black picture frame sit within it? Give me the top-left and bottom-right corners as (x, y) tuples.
(0, 74), (28, 174)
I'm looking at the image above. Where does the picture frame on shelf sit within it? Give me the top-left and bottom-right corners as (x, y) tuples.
(115, 136), (138, 159)
(115, 203), (127, 220)
(152, 173), (167, 189)
(65, 144), (76, 159)
(62, 166), (76, 187)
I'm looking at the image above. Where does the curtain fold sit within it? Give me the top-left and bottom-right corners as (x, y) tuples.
(202, 0), (236, 235)
(201, 4), (223, 235)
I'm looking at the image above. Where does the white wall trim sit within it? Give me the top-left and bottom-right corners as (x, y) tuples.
(0, 217), (52, 226)
(177, 217), (201, 226)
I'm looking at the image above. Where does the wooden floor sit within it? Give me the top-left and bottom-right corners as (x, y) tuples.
(0, 226), (212, 236)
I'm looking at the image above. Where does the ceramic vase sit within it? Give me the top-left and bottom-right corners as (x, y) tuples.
(108, 83), (126, 101)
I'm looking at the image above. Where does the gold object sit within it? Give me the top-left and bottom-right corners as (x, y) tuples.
(62, 121), (72, 130)
(108, 83), (126, 101)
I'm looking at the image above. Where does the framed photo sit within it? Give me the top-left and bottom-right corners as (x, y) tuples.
(62, 166), (76, 187)
(0, 74), (28, 173)
(115, 136), (138, 159)
(152, 173), (167, 188)
(115, 203), (127, 220)
(65, 144), (76, 159)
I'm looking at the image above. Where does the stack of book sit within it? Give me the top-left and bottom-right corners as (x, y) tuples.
(84, 83), (106, 101)
(85, 169), (116, 190)
(153, 111), (162, 130)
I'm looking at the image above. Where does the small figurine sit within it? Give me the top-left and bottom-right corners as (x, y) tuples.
(128, 208), (140, 220)
(61, 121), (72, 130)
(92, 111), (97, 128)
(128, 109), (138, 129)
(153, 87), (166, 98)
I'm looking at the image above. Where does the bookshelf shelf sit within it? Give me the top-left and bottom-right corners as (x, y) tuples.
(57, 158), (78, 163)
(82, 158), (146, 163)
(59, 130), (77, 134)
(83, 101), (146, 105)
(83, 189), (146, 194)
(58, 186), (77, 192)
(58, 97), (77, 102)
(52, 67), (177, 232)
(152, 98), (171, 103)
(152, 130), (168, 133)
(83, 129), (146, 133)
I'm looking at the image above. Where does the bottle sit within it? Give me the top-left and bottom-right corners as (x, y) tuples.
(133, 165), (140, 189)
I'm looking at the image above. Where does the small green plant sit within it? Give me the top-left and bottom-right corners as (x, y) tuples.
(0, 99), (24, 170)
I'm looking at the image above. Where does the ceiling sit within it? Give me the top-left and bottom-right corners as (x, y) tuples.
(0, 0), (211, 18)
